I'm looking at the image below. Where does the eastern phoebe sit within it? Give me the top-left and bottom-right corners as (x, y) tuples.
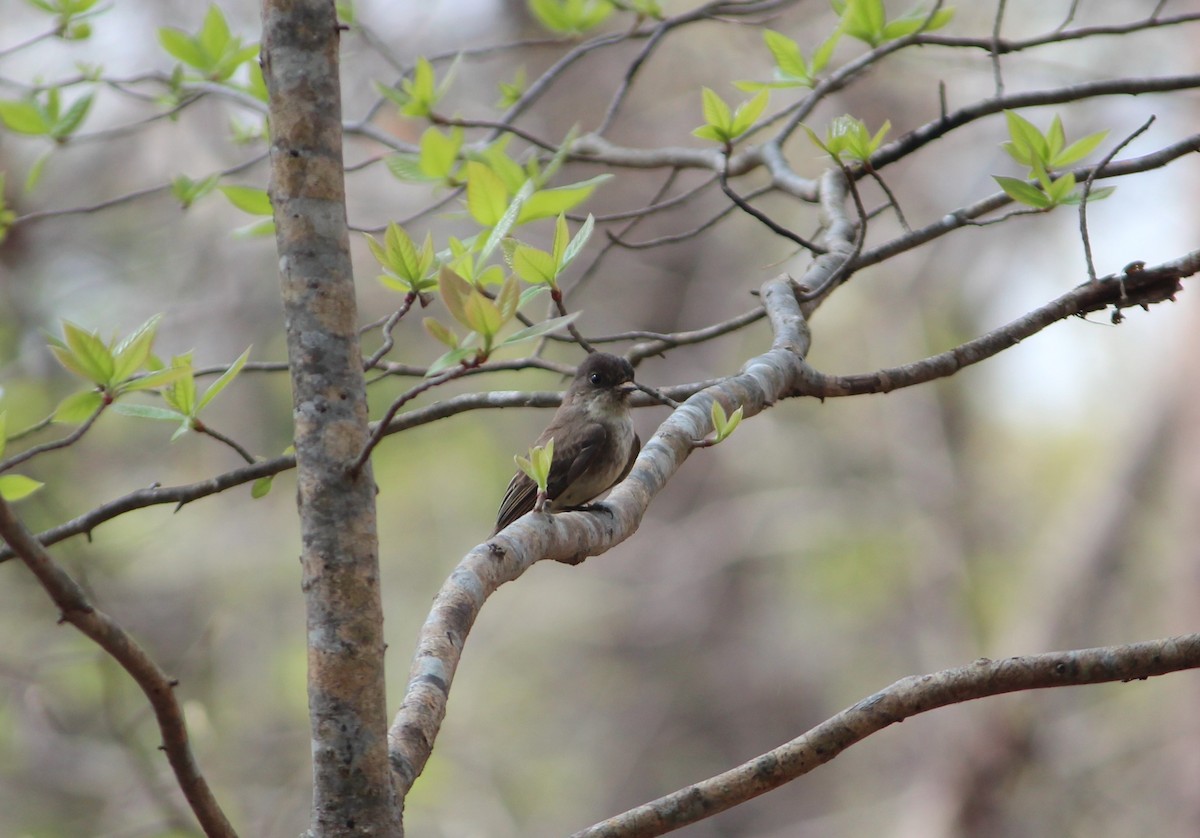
(494, 353), (641, 533)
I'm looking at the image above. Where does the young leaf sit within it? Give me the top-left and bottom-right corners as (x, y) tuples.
(559, 213), (594, 270)
(424, 317), (459, 348)
(993, 176), (1052, 209)
(111, 314), (162, 383)
(0, 100), (49, 135)
(219, 185), (273, 215)
(61, 321), (114, 384)
(499, 311), (581, 347)
(518, 175), (608, 224)
(251, 475), (274, 498)
(0, 474), (43, 502)
(511, 244), (558, 286)
(196, 346), (251, 412)
(466, 161), (510, 227)
(53, 389), (104, 423)
(112, 402), (189, 422)
(1052, 130), (1109, 168)
(700, 87), (732, 135)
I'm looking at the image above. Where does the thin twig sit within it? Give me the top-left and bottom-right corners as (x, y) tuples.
(719, 161), (824, 254)
(1079, 116), (1155, 282)
(0, 402), (106, 474)
(352, 363), (476, 472)
(990, 0), (1008, 97)
(195, 423), (257, 465)
(362, 294), (417, 371)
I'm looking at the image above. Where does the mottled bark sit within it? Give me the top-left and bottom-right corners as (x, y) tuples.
(260, 2), (398, 835)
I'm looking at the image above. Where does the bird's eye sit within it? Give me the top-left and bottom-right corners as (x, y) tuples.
(590, 372), (602, 385)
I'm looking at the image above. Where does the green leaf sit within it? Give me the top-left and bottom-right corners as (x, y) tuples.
(426, 346), (477, 376)
(50, 91), (92, 139)
(463, 290), (503, 337)
(0, 474), (43, 502)
(700, 87), (732, 135)
(198, 5), (232, 60)
(518, 175), (608, 223)
(438, 267), (474, 330)
(560, 213), (594, 270)
(466, 161), (510, 227)
(480, 178), (535, 263)
(219, 185), (273, 215)
(112, 402), (189, 422)
(1052, 129), (1109, 168)
(1061, 185), (1115, 205)
(730, 89), (769, 137)
(993, 175), (1052, 209)
(251, 475), (274, 498)
(232, 218), (275, 237)
(476, 140), (527, 193)
(25, 149), (53, 193)
(53, 389), (104, 423)
(419, 125), (463, 180)
(197, 345), (251, 412)
(495, 275), (520, 323)
(763, 29), (810, 81)
(158, 27), (208, 69)
(1003, 110), (1047, 166)
(527, 0), (614, 34)
(384, 153), (430, 182)
(0, 99), (50, 135)
(498, 311), (580, 346)
(710, 402), (743, 443)
(61, 321), (114, 384)
(119, 365), (191, 393)
(423, 317), (459, 348)
(551, 213), (570, 267)
(111, 315), (161, 383)
(161, 353), (196, 414)
(511, 244), (558, 286)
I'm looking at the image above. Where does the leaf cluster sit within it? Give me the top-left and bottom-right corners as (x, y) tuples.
(805, 114), (891, 163)
(527, 0), (615, 35)
(994, 111), (1112, 209)
(158, 5), (259, 83)
(515, 437), (555, 493)
(692, 88), (769, 146)
(832, 0), (954, 47)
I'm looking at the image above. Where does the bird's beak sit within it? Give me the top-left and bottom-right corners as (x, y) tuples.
(617, 381), (639, 395)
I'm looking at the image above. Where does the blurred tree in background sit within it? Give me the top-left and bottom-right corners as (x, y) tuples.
(1, 0), (1200, 836)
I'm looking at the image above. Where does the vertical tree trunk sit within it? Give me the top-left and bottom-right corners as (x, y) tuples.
(259, 2), (399, 834)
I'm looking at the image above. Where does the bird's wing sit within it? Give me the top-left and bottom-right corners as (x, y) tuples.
(546, 422), (608, 500)
(494, 422), (610, 533)
(617, 433), (641, 483)
(494, 470), (538, 533)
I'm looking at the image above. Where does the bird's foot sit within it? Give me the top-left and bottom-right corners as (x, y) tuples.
(566, 501), (615, 518)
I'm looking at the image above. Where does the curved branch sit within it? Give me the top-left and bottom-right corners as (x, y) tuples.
(573, 634), (1200, 838)
(0, 497), (237, 838)
(387, 273), (812, 795)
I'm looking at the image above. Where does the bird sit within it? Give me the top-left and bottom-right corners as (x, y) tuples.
(494, 353), (641, 533)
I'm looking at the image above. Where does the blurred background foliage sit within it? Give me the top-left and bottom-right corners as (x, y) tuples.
(1, 1), (1199, 836)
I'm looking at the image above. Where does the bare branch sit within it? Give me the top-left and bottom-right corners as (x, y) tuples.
(573, 634), (1200, 838)
(0, 402), (106, 473)
(0, 496), (237, 838)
